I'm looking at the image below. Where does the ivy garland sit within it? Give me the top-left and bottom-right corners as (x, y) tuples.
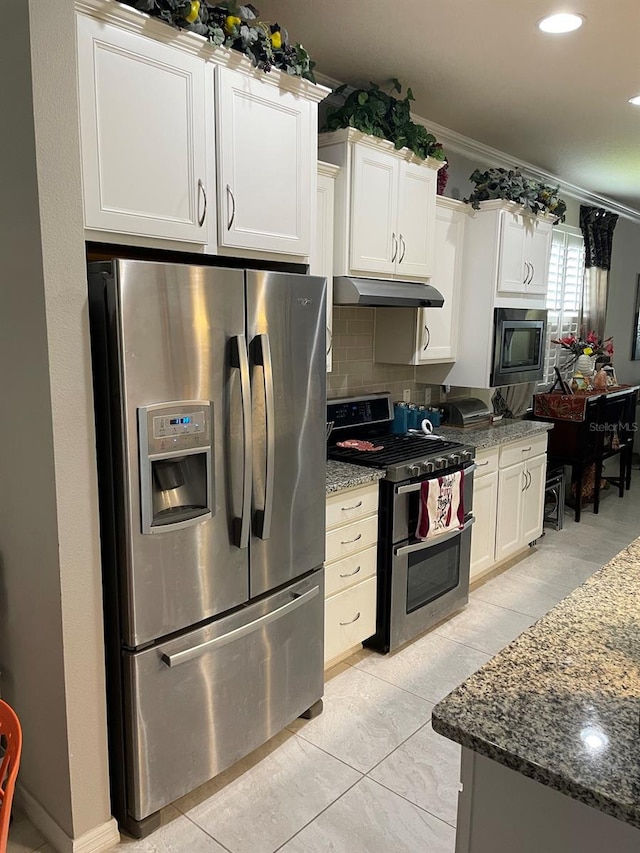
(323, 79), (446, 162)
(464, 167), (567, 222)
(120, 0), (316, 82)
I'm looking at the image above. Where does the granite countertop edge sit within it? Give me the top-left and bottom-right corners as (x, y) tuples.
(431, 713), (640, 830)
(431, 537), (640, 829)
(326, 460), (385, 494)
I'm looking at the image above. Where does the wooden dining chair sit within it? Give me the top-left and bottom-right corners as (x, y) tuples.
(0, 700), (22, 853)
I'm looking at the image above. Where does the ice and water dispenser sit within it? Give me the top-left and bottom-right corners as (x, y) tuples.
(138, 401), (213, 533)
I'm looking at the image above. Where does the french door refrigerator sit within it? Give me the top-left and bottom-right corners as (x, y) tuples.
(88, 259), (326, 837)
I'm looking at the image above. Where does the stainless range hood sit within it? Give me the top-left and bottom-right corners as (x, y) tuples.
(333, 276), (444, 308)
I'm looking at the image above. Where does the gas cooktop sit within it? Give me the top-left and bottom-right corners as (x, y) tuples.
(327, 394), (475, 483)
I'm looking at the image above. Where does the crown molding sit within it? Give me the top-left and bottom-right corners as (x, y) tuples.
(314, 73), (640, 223)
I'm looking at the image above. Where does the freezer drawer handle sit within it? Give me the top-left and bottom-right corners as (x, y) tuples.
(253, 334), (275, 540)
(161, 585), (320, 667)
(394, 516), (475, 556)
(230, 335), (252, 549)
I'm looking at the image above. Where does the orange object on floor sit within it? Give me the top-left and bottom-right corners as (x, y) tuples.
(0, 700), (22, 853)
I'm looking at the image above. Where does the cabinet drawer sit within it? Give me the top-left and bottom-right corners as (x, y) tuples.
(326, 483), (379, 529)
(474, 447), (499, 477)
(499, 434), (548, 469)
(325, 515), (378, 564)
(324, 576), (377, 663)
(325, 545), (377, 597)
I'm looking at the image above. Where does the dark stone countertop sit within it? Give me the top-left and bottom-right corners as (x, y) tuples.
(432, 537), (640, 827)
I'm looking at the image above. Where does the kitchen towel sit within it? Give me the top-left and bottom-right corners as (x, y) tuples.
(416, 471), (464, 540)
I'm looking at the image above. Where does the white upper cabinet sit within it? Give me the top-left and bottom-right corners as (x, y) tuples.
(495, 207), (554, 296)
(311, 162), (340, 371)
(77, 13), (208, 243)
(350, 144), (399, 275)
(319, 129), (442, 282)
(215, 66), (315, 257)
(373, 197), (466, 365)
(396, 161), (437, 278)
(76, 2), (328, 254)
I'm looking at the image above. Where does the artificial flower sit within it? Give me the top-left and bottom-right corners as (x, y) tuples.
(225, 14), (242, 34)
(184, 1), (200, 23)
(270, 29), (282, 49)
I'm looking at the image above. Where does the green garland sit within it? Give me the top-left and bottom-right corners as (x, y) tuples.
(120, 1), (316, 82)
(323, 79), (446, 162)
(464, 168), (567, 222)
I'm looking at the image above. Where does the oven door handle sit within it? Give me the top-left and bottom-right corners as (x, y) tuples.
(394, 516), (475, 556)
(395, 463), (477, 494)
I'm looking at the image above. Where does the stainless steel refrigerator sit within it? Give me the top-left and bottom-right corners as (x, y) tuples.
(88, 259), (326, 837)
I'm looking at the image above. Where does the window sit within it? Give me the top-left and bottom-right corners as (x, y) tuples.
(538, 225), (586, 390)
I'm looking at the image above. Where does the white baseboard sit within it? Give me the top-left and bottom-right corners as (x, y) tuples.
(15, 784), (120, 853)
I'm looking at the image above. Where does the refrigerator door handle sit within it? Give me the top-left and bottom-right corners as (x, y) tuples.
(230, 335), (252, 549)
(253, 333), (275, 540)
(160, 585), (321, 667)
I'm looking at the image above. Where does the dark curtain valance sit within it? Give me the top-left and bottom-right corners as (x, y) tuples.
(579, 205), (619, 269)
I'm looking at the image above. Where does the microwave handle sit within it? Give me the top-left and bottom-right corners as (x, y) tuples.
(394, 516), (475, 556)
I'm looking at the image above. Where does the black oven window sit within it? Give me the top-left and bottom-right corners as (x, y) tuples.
(502, 327), (542, 370)
(406, 536), (460, 613)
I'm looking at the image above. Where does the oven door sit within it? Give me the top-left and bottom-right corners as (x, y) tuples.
(389, 463), (475, 544)
(388, 517), (473, 652)
(491, 308), (547, 386)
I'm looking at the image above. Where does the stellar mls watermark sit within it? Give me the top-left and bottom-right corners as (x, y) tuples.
(589, 422), (637, 432)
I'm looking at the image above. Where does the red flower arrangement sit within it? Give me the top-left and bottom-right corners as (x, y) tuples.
(552, 331), (614, 359)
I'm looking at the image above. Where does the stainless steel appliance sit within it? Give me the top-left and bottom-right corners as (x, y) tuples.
(332, 276), (445, 307)
(327, 394), (476, 653)
(88, 260), (326, 837)
(441, 398), (492, 429)
(492, 307), (547, 386)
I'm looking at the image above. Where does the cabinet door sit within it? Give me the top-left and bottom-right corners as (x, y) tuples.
(525, 220), (553, 295)
(470, 471), (498, 580)
(350, 144), (399, 275)
(312, 170), (336, 371)
(216, 66), (312, 256)
(77, 15), (207, 243)
(418, 203), (464, 362)
(495, 462), (525, 562)
(521, 454), (547, 545)
(497, 212), (527, 293)
(396, 162), (436, 279)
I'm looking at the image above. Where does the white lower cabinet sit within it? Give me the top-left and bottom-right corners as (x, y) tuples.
(470, 467), (498, 581)
(471, 436), (547, 581)
(324, 482), (379, 666)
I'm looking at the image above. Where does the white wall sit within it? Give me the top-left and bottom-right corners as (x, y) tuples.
(0, 1), (115, 846)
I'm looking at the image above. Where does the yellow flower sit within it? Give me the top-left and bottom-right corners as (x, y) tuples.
(583, 346), (593, 356)
(225, 14), (241, 34)
(270, 30), (282, 49)
(185, 0), (200, 23)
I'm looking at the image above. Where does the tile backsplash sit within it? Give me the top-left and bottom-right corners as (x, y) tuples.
(328, 307), (417, 400)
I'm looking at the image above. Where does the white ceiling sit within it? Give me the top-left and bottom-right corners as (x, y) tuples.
(259, 0), (640, 215)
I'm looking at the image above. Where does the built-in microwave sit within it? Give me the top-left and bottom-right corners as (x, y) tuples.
(491, 308), (547, 387)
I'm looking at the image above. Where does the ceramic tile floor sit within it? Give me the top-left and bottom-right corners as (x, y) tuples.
(10, 473), (640, 853)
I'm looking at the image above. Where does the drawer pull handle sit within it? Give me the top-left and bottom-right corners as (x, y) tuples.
(340, 533), (362, 545)
(341, 501), (363, 511)
(477, 460), (489, 467)
(521, 446), (532, 452)
(339, 566), (361, 578)
(339, 612), (361, 626)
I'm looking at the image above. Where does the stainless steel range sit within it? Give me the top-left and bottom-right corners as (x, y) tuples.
(327, 393), (476, 653)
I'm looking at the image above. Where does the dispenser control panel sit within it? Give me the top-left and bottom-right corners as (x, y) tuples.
(153, 411), (206, 439)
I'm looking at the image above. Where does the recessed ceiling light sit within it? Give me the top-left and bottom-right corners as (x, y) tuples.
(538, 13), (585, 33)
(629, 95), (640, 106)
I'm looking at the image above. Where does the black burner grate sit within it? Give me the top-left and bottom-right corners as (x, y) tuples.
(328, 433), (463, 468)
